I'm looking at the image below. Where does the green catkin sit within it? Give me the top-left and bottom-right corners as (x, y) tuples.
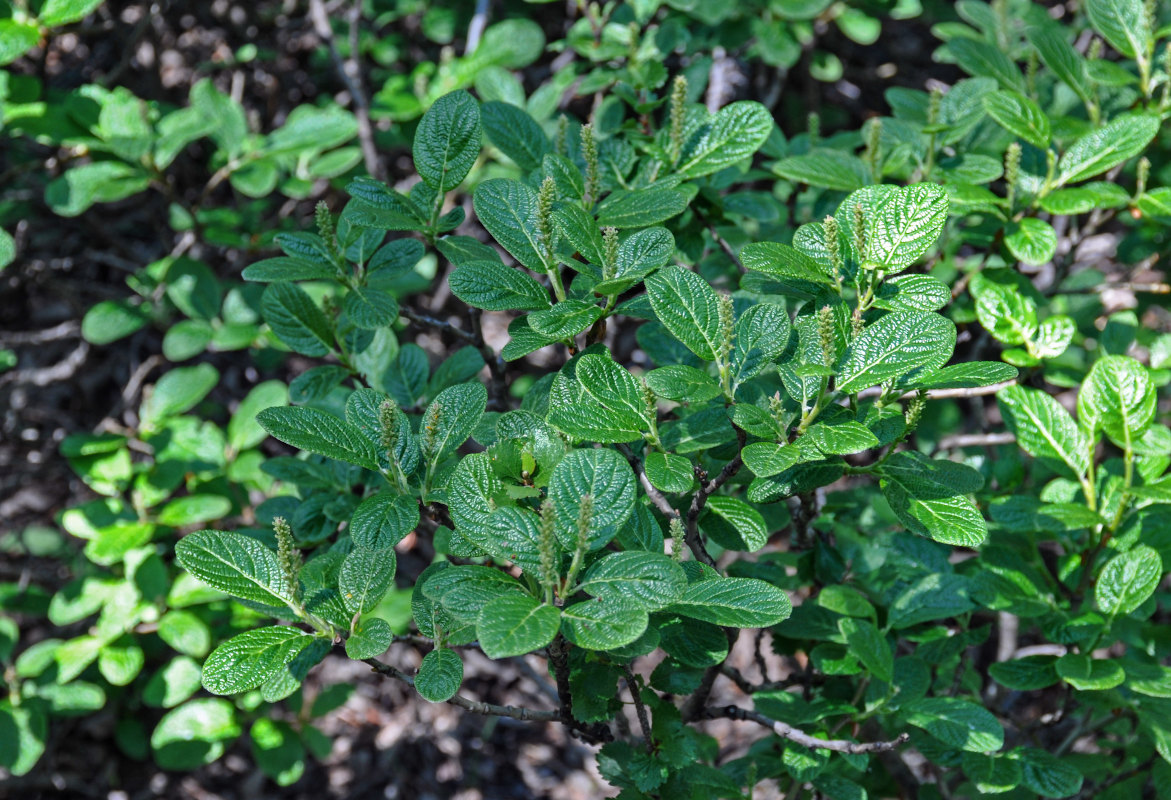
(421, 402), (442, 460)
(1005, 141), (1022, 210)
(823, 215), (843, 287)
(669, 517), (685, 562)
(769, 392), (786, 430)
(1088, 38), (1102, 62)
(315, 201), (340, 263)
(538, 176), (557, 267)
(852, 202), (867, 265)
(904, 390), (928, 431)
(1137, 157), (1151, 197)
(817, 306), (836, 367)
(555, 114), (568, 156)
(274, 517), (302, 604)
(563, 493), (594, 591)
(669, 74), (688, 163)
(717, 293), (736, 398)
(1025, 49), (1039, 98)
(582, 122), (599, 206)
(602, 226), (619, 279)
(378, 399), (399, 457)
(807, 111), (820, 147)
(538, 499), (558, 603)
(928, 86), (943, 126)
(863, 118), (882, 178)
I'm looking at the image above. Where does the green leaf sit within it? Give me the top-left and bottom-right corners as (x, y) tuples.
(345, 617), (393, 660)
(257, 406), (380, 470)
(560, 598), (649, 651)
(644, 451), (694, 493)
(476, 594), (561, 658)
(772, 151), (869, 191)
(157, 495), (231, 527)
(741, 242), (834, 285)
(578, 552), (687, 611)
(903, 697), (1004, 752)
(242, 256), (336, 282)
(873, 274), (951, 313)
(835, 311), (955, 394)
(261, 283), (334, 357)
(529, 300), (603, 339)
(45, 161), (151, 217)
(422, 565), (526, 621)
(595, 187), (691, 228)
(949, 37), (1025, 90)
(703, 495), (769, 552)
(1077, 355), (1155, 448)
(140, 363), (219, 429)
(37, 0), (105, 26)
(549, 448), (636, 550)
(422, 382), (487, 463)
(449, 260), (550, 311)
(646, 268), (723, 361)
(80, 299), (149, 345)
(343, 287), (399, 330)
(741, 442), (801, 478)
(677, 101), (772, 178)
(228, 380), (288, 452)
(879, 451), (987, 547)
(413, 91), (482, 192)
(910, 362), (1018, 390)
(962, 752), (1023, 794)
(157, 610), (212, 658)
(1032, 27), (1091, 103)
(668, 577), (792, 627)
(1086, 0), (1150, 59)
(350, 493), (419, 550)
(415, 649), (464, 702)
(339, 546), (396, 615)
(548, 374), (644, 443)
(998, 385), (1091, 478)
(866, 183), (949, 272)
(1015, 746), (1083, 798)
(175, 529), (290, 607)
(1057, 113), (1159, 186)
(1136, 187), (1171, 220)
(481, 101), (548, 172)
(838, 618), (892, 682)
(988, 656), (1059, 690)
(645, 366), (721, 403)
(1005, 218), (1057, 266)
(575, 353), (651, 426)
(807, 420), (880, 456)
(982, 91), (1050, 148)
(472, 179), (545, 270)
(201, 627), (313, 695)
(1095, 544), (1162, 617)
(0, 700), (46, 776)
(250, 718), (306, 787)
(1055, 653), (1125, 690)
(151, 698), (241, 770)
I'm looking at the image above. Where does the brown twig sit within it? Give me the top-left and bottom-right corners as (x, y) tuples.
(308, 0), (384, 182)
(400, 305), (477, 343)
(684, 426), (747, 568)
(622, 665), (653, 752)
(855, 379), (1017, 401)
(365, 658), (559, 722)
(935, 431), (1016, 451)
(547, 634), (614, 744)
(618, 444), (681, 521)
(707, 704), (910, 754)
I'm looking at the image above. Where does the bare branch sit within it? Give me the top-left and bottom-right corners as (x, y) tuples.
(400, 305), (477, 343)
(618, 444), (680, 521)
(622, 665), (653, 752)
(935, 431), (1016, 451)
(708, 704), (910, 754)
(684, 426), (746, 568)
(308, 0), (384, 181)
(464, 0), (490, 55)
(365, 658), (559, 722)
(856, 379), (1016, 401)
